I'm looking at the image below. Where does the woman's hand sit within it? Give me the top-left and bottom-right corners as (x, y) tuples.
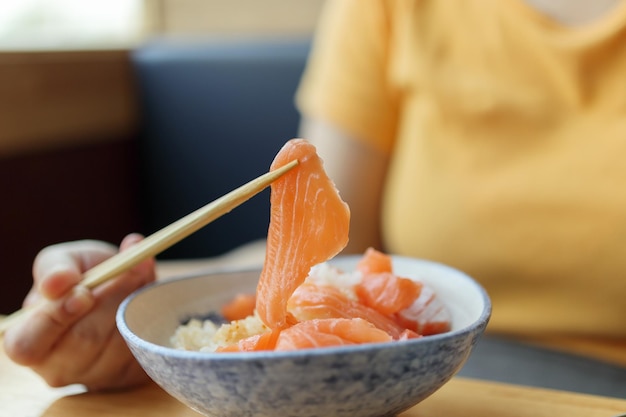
(3, 234), (156, 391)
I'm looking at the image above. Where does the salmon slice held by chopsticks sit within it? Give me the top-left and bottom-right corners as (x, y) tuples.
(212, 140), (446, 353)
(255, 139), (351, 330)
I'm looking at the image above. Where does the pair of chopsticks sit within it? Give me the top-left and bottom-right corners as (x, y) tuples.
(0, 159), (298, 336)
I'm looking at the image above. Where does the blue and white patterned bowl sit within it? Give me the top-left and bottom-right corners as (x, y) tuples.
(116, 255), (491, 417)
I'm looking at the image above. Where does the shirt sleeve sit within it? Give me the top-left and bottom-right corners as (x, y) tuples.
(295, 0), (400, 155)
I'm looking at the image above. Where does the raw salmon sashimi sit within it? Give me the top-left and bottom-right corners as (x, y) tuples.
(188, 140), (450, 354)
(355, 248), (451, 336)
(356, 247), (393, 274)
(355, 247), (424, 316)
(395, 285), (452, 336)
(215, 328), (281, 353)
(355, 272), (423, 316)
(287, 283), (408, 339)
(274, 318), (392, 351)
(221, 293), (257, 322)
(256, 139), (351, 329)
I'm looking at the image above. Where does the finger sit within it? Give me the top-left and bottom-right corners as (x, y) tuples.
(12, 322), (148, 392)
(32, 321), (149, 390)
(120, 233), (157, 284)
(23, 287), (42, 308)
(119, 233), (144, 251)
(31, 308), (118, 388)
(3, 285), (95, 366)
(33, 240), (117, 300)
(6, 235), (154, 374)
(39, 234), (155, 380)
(82, 330), (150, 391)
(93, 234), (156, 298)
(32, 254), (155, 388)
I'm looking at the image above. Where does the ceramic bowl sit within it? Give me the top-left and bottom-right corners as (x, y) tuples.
(116, 255), (491, 417)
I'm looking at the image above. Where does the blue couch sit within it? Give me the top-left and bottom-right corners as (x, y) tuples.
(131, 37), (311, 259)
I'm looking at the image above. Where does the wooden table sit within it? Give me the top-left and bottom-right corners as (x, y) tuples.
(3, 341), (626, 417)
(3, 242), (626, 417)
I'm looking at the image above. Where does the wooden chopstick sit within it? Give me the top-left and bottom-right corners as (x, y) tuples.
(0, 159), (298, 335)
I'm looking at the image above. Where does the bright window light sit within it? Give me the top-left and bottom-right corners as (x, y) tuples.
(0, 0), (146, 50)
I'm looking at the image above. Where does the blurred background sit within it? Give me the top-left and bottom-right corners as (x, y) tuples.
(0, 0), (325, 313)
(0, 0), (324, 49)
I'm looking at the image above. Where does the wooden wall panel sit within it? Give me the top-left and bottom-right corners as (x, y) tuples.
(0, 50), (141, 313)
(0, 50), (138, 157)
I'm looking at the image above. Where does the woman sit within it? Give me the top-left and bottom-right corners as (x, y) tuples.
(5, 0), (626, 390)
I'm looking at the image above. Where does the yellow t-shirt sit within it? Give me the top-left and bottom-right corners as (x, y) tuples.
(297, 0), (626, 356)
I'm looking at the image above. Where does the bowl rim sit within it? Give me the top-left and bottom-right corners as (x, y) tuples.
(116, 256), (492, 361)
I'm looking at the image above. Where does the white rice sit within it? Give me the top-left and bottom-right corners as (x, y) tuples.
(171, 314), (270, 352)
(170, 263), (360, 352)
